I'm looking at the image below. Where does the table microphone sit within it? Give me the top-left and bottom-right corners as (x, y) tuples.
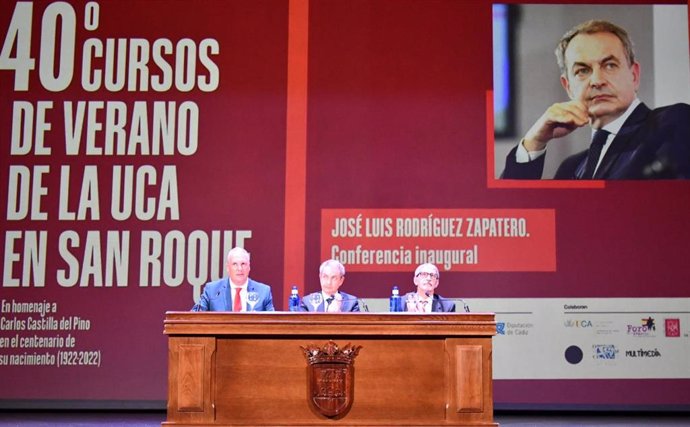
(434, 295), (471, 313)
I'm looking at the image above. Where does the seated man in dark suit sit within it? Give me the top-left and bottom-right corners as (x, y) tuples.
(501, 19), (690, 180)
(403, 263), (462, 313)
(300, 259), (360, 312)
(192, 247), (274, 312)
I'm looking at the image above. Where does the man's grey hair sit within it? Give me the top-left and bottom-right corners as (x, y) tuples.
(320, 259), (345, 277)
(556, 19), (636, 76)
(227, 247), (250, 262)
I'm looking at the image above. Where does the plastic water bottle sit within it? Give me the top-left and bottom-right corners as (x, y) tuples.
(389, 285), (402, 312)
(288, 285), (300, 311)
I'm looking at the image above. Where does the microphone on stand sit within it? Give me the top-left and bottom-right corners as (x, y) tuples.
(191, 291), (216, 312)
(447, 298), (470, 313)
(337, 295), (368, 312)
(434, 295), (471, 313)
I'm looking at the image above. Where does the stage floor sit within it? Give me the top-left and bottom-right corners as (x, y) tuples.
(0, 411), (689, 426)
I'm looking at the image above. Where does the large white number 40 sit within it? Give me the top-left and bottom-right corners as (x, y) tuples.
(0, 2), (36, 91)
(1, 2), (76, 92)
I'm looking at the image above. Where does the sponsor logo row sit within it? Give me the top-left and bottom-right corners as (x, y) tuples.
(562, 317), (682, 338)
(496, 317), (683, 338)
(564, 344), (663, 364)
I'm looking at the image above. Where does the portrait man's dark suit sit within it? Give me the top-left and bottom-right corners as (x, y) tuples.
(502, 102), (690, 179)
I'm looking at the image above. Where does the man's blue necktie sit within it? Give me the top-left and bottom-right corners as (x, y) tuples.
(582, 129), (610, 179)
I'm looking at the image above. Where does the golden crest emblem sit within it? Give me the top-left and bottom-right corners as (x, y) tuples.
(301, 340), (362, 418)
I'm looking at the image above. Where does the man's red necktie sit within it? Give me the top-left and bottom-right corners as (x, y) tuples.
(233, 288), (242, 312)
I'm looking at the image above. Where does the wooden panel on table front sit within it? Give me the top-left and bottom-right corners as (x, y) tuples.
(445, 338), (495, 425)
(214, 337), (446, 424)
(167, 337), (216, 424)
(455, 345), (483, 412)
(177, 344), (206, 411)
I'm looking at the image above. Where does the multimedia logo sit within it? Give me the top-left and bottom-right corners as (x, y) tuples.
(624, 348), (661, 358)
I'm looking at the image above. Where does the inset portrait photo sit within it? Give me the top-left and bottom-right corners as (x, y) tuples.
(492, 4), (690, 181)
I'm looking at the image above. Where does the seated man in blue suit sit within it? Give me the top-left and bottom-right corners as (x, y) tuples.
(192, 247), (274, 312)
(501, 19), (690, 180)
(300, 259), (360, 312)
(403, 263), (461, 313)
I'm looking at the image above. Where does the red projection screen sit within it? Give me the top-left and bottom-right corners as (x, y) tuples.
(1, 0), (689, 410)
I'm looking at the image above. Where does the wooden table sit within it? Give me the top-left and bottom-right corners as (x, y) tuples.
(163, 312), (497, 426)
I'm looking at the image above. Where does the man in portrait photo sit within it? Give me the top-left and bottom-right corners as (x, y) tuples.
(494, 5), (690, 180)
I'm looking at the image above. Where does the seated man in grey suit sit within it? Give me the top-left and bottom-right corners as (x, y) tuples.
(300, 259), (360, 312)
(403, 263), (462, 313)
(192, 247), (274, 312)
